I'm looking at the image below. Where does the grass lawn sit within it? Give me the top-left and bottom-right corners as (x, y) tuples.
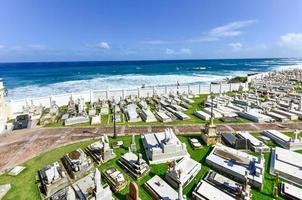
(0, 139), (98, 200)
(0, 133), (289, 200)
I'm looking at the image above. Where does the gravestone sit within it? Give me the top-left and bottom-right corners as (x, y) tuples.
(126, 182), (141, 200)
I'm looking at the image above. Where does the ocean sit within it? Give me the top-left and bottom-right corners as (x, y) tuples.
(0, 58), (302, 100)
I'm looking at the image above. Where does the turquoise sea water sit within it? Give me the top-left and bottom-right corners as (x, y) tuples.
(0, 58), (301, 100)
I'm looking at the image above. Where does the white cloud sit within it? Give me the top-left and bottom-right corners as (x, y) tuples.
(95, 42), (110, 49)
(278, 33), (302, 48)
(190, 20), (257, 42)
(165, 48), (175, 55)
(165, 48), (192, 56)
(229, 42), (243, 49)
(180, 48), (192, 55)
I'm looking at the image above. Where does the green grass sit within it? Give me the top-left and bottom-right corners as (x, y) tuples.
(0, 133), (291, 200)
(294, 81), (302, 93)
(0, 139), (98, 200)
(229, 76), (247, 83)
(252, 153), (283, 200)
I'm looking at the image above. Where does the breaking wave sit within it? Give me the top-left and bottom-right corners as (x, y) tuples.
(7, 73), (224, 100)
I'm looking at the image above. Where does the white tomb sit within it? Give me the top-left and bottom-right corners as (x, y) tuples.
(8, 166), (26, 176)
(165, 157), (201, 188)
(140, 109), (157, 122)
(237, 132), (270, 152)
(141, 128), (188, 164)
(73, 169), (112, 200)
(281, 182), (302, 200)
(263, 130), (302, 150)
(144, 175), (179, 200)
(270, 147), (302, 186)
(206, 143), (264, 189)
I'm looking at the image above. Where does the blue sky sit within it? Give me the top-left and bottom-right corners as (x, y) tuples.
(0, 0), (302, 62)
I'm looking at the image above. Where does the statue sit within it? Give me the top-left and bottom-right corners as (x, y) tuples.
(201, 93), (220, 145)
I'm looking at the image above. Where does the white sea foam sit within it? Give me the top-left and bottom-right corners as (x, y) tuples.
(220, 63), (236, 66)
(271, 64), (302, 71)
(7, 73), (225, 100)
(192, 66), (207, 70)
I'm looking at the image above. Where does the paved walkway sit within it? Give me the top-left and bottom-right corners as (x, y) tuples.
(1, 122), (302, 173)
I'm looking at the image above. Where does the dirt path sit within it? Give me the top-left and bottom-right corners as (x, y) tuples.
(1, 122), (301, 173)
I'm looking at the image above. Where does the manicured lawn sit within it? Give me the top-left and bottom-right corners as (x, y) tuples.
(0, 139), (98, 200)
(0, 134), (290, 200)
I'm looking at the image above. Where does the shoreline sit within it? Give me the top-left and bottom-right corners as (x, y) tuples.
(3, 57), (302, 100)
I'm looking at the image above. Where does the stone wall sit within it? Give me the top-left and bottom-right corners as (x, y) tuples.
(6, 82), (248, 118)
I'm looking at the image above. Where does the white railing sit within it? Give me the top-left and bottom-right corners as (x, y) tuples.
(7, 82), (248, 115)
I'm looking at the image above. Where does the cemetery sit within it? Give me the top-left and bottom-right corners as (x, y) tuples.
(1, 129), (302, 200)
(3, 69), (302, 199)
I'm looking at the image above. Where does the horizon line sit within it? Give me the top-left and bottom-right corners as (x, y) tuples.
(0, 56), (298, 65)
